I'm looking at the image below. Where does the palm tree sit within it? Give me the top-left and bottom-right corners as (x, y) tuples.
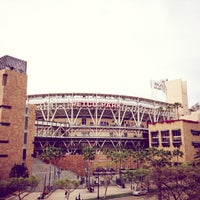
(104, 149), (129, 186)
(173, 102), (182, 119)
(83, 146), (96, 189)
(132, 149), (148, 169)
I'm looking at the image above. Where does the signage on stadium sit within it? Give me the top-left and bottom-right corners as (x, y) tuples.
(73, 102), (121, 109)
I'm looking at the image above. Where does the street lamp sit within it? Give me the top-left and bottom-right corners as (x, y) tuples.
(93, 171), (100, 199)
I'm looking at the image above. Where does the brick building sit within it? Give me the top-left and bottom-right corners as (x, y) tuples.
(149, 119), (200, 163)
(0, 55), (35, 179)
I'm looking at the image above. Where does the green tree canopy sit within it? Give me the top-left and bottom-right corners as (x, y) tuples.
(9, 176), (39, 200)
(148, 164), (200, 200)
(194, 148), (200, 166)
(40, 146), (64, 163)
(83, 146), (96, 188)
(9, 164), (29, 178)
(55, 178), (79, 200)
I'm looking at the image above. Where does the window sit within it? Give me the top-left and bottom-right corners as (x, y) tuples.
(151, 131), (159, 146)
(0, 154), (8, 158)
(191, 129), (200, 136)
(22, 149), (26, 160)
(0, 140), (9, 143)
(2, 74), (8, 86)
(172, 129), (182, 147)
(161, 130), (170, 147)
(0, 105), (11, 109)
(0, 122), (10, 126)
(192, 142), (200, 148)
(24, 132), (28, 144)
(82, 118), (86, 125)
(24, 117), (28, 130)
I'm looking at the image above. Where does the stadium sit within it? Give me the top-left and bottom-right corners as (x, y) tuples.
(27, 92), (177, 156)
(2, 55), (199, 181)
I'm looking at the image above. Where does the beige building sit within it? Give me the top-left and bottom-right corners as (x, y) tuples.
(149, 119), (200, 163)
(0, 55), (35, 179)
(166, 79), (190, 116)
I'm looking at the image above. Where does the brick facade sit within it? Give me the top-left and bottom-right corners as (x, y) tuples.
(0, 56), (34, 179)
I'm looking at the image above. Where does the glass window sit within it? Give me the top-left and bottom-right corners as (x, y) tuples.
(151, 131), (159, 146)
(172, 129), (182, 146)
(161, 130), (170, 146)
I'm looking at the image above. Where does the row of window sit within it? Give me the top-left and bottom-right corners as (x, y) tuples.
(150, 129), (182, 147)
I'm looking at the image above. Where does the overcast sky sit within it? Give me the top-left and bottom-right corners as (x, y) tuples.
(0, 0), (199, 107)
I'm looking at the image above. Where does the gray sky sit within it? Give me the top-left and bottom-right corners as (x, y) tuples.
(0, 0), (199, 107)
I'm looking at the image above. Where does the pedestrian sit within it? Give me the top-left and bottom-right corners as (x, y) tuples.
(65, 191), (68, 200)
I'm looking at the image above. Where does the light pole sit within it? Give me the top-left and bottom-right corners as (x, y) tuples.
(93, 171), (100, 199)
(97, 173), (100, 199)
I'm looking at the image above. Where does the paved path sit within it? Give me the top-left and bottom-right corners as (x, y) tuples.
(10, 185), (132, 200)
(8, 185), (157, 200)
(10, 186), (157, 200)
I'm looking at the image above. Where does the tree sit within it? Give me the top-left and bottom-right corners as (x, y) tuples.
(0, 180), (12, 198)
(83, 146), (96, 189)
(55, 178), (79, 200)
(9, 176), (39, 200)
(172, 149), (183, 164)
(148, 164), (200, 200)
(9, 164), (29, 178)
(40, 146), (64, 190)
(103, 148), (129, 186)
(194, 148), (200, 166)
(124, 168), (149, 190)
(131, 149), (148, 169)
(102, 171), (114, 199)
(147, 148), (172, 168)
(173, 102), (182, 119)
(145, 148), (173, 200)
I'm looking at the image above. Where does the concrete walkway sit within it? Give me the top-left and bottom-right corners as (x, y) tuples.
(8, 185), (158, 200)
(15, 185), (132, 200)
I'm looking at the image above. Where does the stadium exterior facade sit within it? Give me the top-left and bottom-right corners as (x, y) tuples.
(27, 93), (177, 155)
(3, 54), (200, 179)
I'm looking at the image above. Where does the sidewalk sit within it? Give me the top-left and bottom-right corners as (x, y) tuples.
(24, 185), (132, 200)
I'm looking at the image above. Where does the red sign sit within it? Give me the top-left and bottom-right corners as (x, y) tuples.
(73, 102), (120, 109)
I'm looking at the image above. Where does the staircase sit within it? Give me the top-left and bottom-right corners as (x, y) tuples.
(32, 158), (79, 192)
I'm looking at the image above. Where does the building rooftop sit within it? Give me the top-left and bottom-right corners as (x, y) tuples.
(0, 55), (27, 74)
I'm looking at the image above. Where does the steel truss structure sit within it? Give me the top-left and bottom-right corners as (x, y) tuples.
(27, 93), (176, 154)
